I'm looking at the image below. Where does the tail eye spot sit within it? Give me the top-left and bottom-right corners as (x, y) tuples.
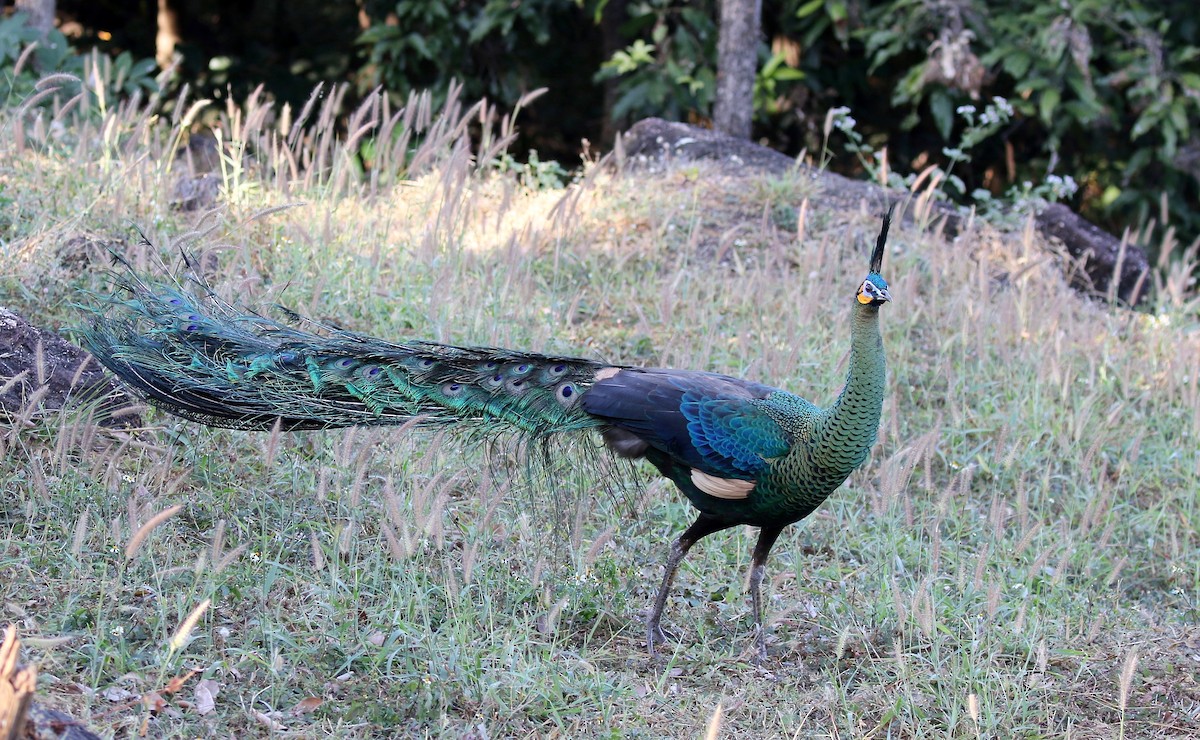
(555, 382), (578, 406)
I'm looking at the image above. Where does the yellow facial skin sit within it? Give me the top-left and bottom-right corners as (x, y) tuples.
(857, 280), (892, 305)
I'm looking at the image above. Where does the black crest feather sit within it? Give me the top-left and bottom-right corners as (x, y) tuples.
(871, 203), (895, 274)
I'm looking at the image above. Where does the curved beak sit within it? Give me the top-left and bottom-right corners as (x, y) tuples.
(878, 287), (893, 303)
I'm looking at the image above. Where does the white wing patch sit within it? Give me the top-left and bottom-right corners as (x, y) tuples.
(594, 367), (621, 381)
(690, 469), (755, 500)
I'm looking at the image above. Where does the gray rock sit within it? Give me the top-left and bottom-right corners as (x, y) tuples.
(0, 307), (139, 426)
(619, 117), (1150, 305)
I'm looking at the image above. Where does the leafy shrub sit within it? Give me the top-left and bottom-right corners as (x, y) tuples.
(858, 0), (1200, 250)
(357, 0), (608, 162)
(595, 0), (1200, 254)
(595, 0), (719, 123)
(0, 12), (158, 109)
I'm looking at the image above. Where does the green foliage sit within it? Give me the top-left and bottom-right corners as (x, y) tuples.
(595, 0), (719, 122)
(848, 0), (1200, 249)
(30, 0), (1199, 254)
(360, 0), (582, 106)
(0, 12), (158, 109)
(492, 149), (571, 190)
(82, 49), (161, 112)
(357, 0), (607, 162)
(596, 0), (1200, 252)
(754, 51), (807, 116)
(357, 3), (472, 98)
(825, 95), (1081, 224)
(0, 12), (74, 102)
(596, 1), (811, 127)
(0, 181), (13, 235)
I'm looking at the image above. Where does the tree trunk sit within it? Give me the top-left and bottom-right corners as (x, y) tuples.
(713, 0), (762, 139)
(156, 0), (181, 70)
(600, 0), (630, 146)
(14, 0), (54, 39)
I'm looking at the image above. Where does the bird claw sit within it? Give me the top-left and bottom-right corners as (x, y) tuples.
(646, 621), (677, 656)
(752, 624), (768, 665)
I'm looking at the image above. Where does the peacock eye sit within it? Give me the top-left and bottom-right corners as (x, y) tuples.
(555, 382), (577, 406)
(514, 364), (531, 375)
(443, 383), (463, 396)
(550, 364), (567, 375)
(168, 298), (184, 306)
(336, 358), (354, 368)
(362, 366), (382, 378)
(419, 359), (435, 369)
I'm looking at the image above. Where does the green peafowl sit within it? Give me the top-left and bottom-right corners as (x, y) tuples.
(78, 210), (895, 662)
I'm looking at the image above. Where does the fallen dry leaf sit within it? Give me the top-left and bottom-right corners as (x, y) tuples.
(290, 696), (323, 715)
(141, 691), (166, 713)
(164, 668), (199, 694)
(252, 709), (286, 731)
(195, 679), (219, 715)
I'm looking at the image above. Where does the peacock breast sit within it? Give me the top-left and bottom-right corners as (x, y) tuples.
(750, 450), (852, 524)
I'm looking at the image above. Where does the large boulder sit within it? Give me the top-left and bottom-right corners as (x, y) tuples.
(0, 307), (138, 426)
(619, 117), (1150, 305)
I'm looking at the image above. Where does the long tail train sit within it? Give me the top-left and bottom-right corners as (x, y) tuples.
(77, 256), (615, 441)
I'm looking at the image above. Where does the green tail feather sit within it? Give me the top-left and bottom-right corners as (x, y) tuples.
(76, 258), (610, 439)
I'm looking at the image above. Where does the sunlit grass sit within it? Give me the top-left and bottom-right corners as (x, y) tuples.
(0, 77), (1197, 737)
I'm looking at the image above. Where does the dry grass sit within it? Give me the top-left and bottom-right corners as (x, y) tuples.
(0, 76), (1197, 738)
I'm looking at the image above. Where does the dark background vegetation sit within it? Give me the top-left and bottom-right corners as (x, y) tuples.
(13, 0), (1200, 253)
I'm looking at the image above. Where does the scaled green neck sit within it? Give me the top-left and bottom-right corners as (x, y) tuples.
(817, 301), (886, 474)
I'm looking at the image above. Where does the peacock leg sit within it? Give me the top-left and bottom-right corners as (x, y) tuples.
(647, 514), (730, 655)
(749, 525), (785, 663)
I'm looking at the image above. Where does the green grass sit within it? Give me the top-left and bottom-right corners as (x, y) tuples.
(1, 83), (1198, 738)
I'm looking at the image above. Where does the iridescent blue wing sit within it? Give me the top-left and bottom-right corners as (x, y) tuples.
(581, 368), (791, 478)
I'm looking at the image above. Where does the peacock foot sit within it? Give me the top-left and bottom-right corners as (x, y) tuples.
(752, 624), (769, 665)
(646, 621), (678, 656)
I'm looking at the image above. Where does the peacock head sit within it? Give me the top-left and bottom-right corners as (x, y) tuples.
(857, 206), (895, 307)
